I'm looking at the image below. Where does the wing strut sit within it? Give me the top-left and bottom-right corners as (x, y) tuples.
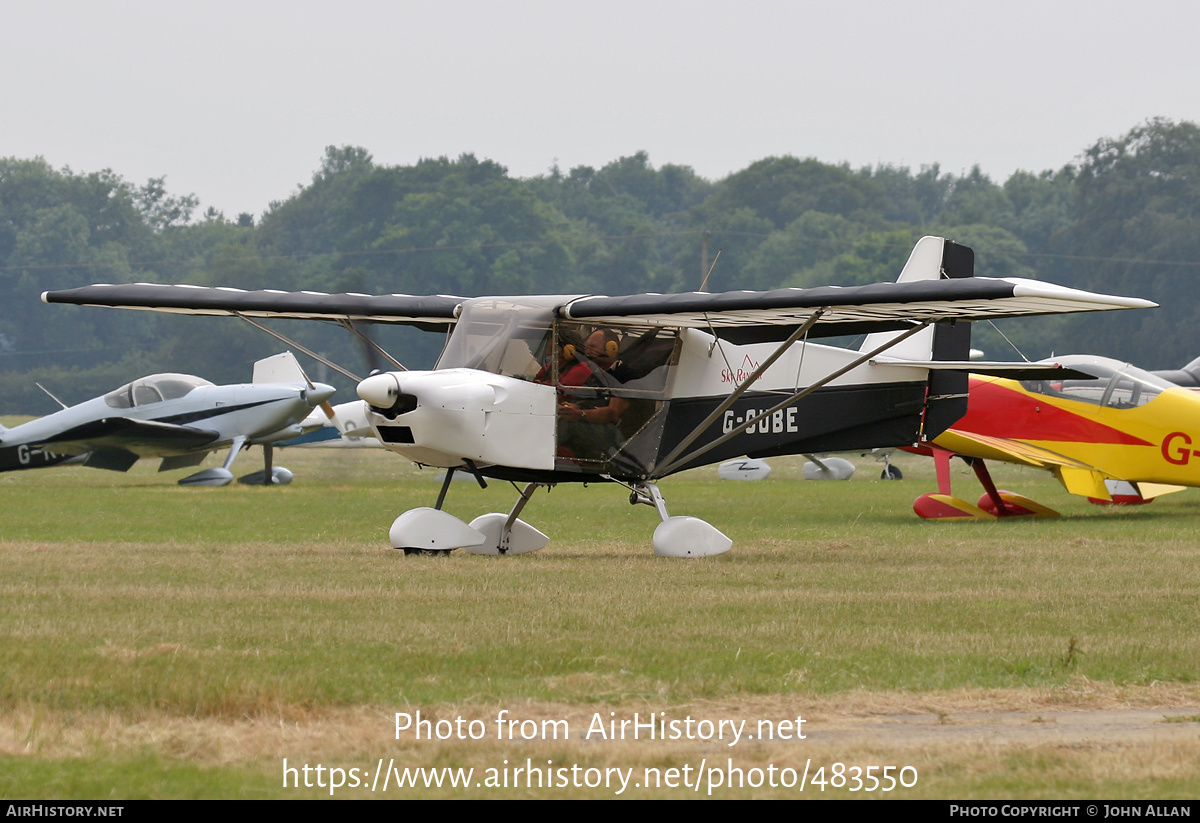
(653, 311), (825, 475)
(338, 319), (407, 373)
(234, 313), (363, 383)
(653, 319), (933, 478)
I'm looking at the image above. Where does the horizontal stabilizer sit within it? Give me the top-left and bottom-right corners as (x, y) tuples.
(1136, 482), (1188, 500)
(870, 359), (1098, 380)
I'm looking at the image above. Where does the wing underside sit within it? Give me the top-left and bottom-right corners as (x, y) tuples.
(39, 417), (220, 457)
(936, 429), (1094, 470)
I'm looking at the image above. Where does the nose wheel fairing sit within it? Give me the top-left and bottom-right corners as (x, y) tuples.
(387, 483), (549, 557)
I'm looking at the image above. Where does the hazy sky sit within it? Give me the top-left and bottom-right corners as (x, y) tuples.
(4, 0), (1198, 218)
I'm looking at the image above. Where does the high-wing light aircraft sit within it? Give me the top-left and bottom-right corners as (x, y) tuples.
(907, 354), (1200, 520)
(0, 352), (335, 486)
(42, 236), (1152, 555)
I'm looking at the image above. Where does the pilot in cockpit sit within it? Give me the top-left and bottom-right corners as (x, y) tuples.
(553, 329), (634, 461)
(556, 329), (633, 423)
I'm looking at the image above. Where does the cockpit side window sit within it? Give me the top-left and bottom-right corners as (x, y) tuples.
(1102, 369), (1172, 409)
(103, 384), (134, 409)
(1021, 362), (1173, 410)
(150, 375), (212, 401)
(549, 321), (681, 474)
(132, 384), (164, 406)
(550, 322), (679, 398)
(1021, 359), (1116, 406)
(1019, 378), (1107, 406)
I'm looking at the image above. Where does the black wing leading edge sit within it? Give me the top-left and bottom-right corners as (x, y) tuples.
(41, 284), (464, 331)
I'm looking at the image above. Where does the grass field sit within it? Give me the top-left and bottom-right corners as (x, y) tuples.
(1, 446), (1198, 799)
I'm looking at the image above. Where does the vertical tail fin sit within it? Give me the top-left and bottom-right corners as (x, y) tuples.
(858, 236), (973, 359)
(252, 351), (307, 384)
(858, 236), (974, 439)
(1152, 356), (1200, 387)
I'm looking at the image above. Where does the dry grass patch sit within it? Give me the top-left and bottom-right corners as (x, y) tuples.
(5, 686), (1200, 797)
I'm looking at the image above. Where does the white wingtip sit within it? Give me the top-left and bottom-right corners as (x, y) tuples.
(1003, 278), (1158, 309)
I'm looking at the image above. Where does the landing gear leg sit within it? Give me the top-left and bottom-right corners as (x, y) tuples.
(969, 458), (1060, 518)
(237, 442), (295, 486)
(179, 435), (246, 486)
(912, 449), (1059, 520)
(879, 452), (903, 480)
(911, 447), (996, 520)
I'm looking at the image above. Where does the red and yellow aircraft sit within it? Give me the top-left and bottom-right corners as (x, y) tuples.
(908, 355), (1200, 519)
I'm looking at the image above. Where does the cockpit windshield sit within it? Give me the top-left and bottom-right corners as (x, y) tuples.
(104, 373), (214, 409)
(1020, 355), (1175, 409)
(435, 296), (569, 379)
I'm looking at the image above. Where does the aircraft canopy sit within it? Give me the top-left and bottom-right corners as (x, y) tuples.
(104, 373), (214, 409)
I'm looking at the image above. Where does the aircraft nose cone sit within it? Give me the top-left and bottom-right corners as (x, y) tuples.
(308, 383), (336, 405)
(358, 373), (399, 408)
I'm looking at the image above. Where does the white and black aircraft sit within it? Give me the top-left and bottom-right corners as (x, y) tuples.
(42, 237), (1152, 554)
(0, 352), (335, 486)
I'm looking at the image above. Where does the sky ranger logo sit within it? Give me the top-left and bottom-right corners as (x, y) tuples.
(721, 355), (761, 386)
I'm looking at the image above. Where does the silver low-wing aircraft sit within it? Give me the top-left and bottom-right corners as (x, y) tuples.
(42, 236), (1152, 554)
(0, 352), (335, 486)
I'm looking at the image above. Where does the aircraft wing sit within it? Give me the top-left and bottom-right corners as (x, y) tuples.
(41, 285), (464, 331)
(42, 277), (1153, 340)
(557, 278), (1155, 330)
(37, 417), (221, 456)
(934, 428), (1097, 470)
(935, 428), (1128, 499)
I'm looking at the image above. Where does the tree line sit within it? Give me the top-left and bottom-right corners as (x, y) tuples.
(2, 118), (1198, 414)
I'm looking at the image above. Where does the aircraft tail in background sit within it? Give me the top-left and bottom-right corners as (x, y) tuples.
(252, 351), (308, 384)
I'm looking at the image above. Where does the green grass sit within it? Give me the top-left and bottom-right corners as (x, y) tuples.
(2, 449), (1199, 797)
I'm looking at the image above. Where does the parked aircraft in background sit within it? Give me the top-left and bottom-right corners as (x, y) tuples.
(0, 352), (335, 486)
(1152, 356), (1200, 388)
(43, 237), (1152, 554)
(909, 355), (1200, 519)
(281, 400), (381, 449)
